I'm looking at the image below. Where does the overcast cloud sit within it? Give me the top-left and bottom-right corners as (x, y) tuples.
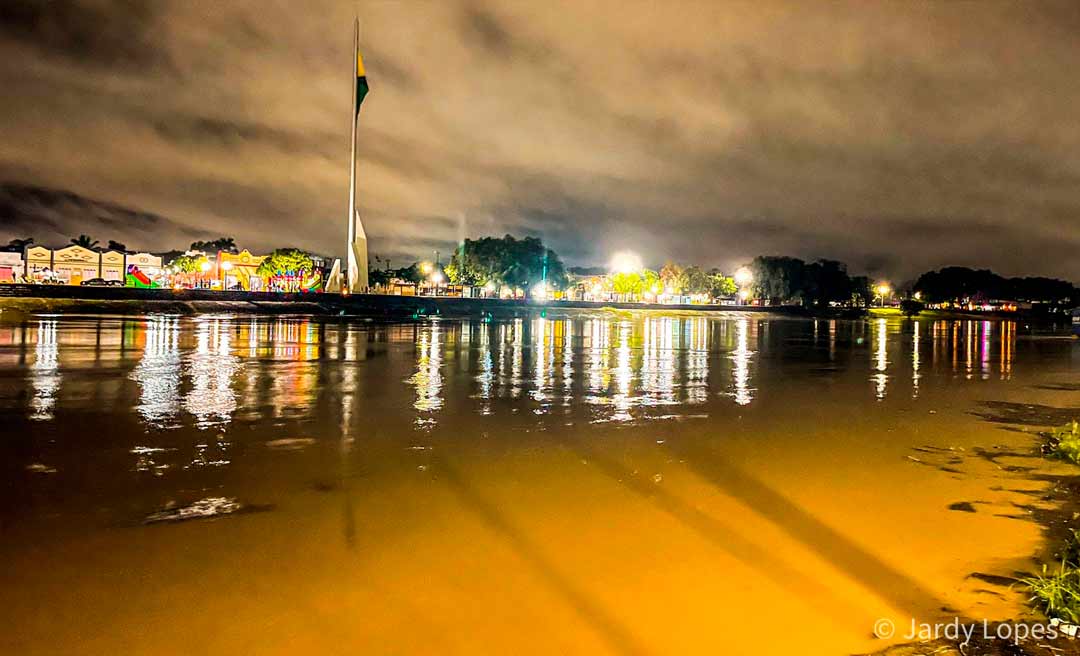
(2, 0), (1080, 281)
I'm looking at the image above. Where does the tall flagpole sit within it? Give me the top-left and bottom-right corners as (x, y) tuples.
(346, 18), (359, 294)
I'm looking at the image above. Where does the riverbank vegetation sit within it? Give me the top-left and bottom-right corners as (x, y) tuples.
(1023, 528), (1080, 624)
(1044, 421), (1080, 466)
(1023, 422), (1080, 623)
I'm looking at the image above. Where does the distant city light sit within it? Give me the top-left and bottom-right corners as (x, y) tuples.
(739, 289), (751, 301)
(420, 261), (433, 274)
(483, 281), (496, 293)
(609, 251), (642, 274)
(531, 281), (548, 299)
(199, 261), (211, 273)
(430, 271), (444, 284)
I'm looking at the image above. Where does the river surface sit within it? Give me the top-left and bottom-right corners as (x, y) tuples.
(1, 311), (1079, 655)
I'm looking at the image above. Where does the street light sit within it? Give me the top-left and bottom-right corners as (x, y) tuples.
(734, 267), (753, 287)
(199, 261), (211, 273)
(734, 266), (753, 304)
(221, 261), (233, 271)
(875, 282), (891, 307)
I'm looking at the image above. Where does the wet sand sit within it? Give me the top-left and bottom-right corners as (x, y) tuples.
(0, 313), (1077, 655)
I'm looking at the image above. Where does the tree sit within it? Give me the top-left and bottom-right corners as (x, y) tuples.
(750, 256), (806, 304)
(6, 237), (33, 252)
(107, 240), (127, 253)
(802, 259), (853, 307)
(610, 271), (644, 297)
(191, 237), (238, 254)
(642, 269), (661, 295)
(70, 234), (99, 249)
(708, 271), (737, 298)
(682, 265), (712, 295)
(257, 248), (315, 278)
(659, 261), (685, 294)
(170, 253), (208, 273)
(900, 299), (925, 317)
(850, 276), (873, 307)
(445, 235), (568, 293)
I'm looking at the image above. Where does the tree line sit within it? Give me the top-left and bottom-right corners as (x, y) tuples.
(913, 267), (1077, 306)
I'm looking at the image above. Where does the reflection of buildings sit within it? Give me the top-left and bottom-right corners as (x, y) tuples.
(29, 319), (59, 421)
(409, 323), (443, 425)
(403, 314), (757, 427)
(731, 318), (754, 406)
(872, 318), (888, 400)
(183, 319), (240, 427)
(131, 316), (181, 426)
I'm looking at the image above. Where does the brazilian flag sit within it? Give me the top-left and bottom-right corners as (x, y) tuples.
(356, 52), (369, 114)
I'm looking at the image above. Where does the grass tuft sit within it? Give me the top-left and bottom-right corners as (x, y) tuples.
(1046, 421), (1080, 465)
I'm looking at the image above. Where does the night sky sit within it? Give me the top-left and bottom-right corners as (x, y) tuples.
(2, 0), (1079, 281)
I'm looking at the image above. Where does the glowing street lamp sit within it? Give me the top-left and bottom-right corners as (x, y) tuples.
(221, 261), (233, 271)
(531, 281), (548, 301)
(734, 266), (753, 304)
(734, 267), (753, 287)
(420, 261), (433, 275)
(875, 282), (892, 307)
(431, 271), (444, 285)
(199, 260), (211, 273)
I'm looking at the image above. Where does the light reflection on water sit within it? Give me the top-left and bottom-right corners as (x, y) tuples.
(29, 319), (58, 421)
(0, 313), (1045, 434)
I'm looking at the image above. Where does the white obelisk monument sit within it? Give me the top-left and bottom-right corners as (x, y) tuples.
(346, 18), (369, 293)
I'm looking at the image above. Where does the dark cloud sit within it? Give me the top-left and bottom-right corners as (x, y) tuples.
(0, 0), (1078, 281)
(0, 0), (169, 67)
(0, 183), (211, 249)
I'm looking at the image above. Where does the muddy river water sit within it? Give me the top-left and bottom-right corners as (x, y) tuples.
(1, 312), (1079, 655)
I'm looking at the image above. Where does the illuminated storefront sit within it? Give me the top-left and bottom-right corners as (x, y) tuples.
(0, 252), (25, 282)
(25, 246), (53, 282)
(217, 250), (267, 291)
(52, 246), (101, 284)
(100, 250), (125, 282)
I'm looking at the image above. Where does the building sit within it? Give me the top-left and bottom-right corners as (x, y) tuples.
(46, 245), (101, 284)
(126, 252), (163, 285)
(25, 246), (53, 282)
(217, 249), (267, 291)
(0, 252), (25, 282)
(100, 250), (125, 282)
